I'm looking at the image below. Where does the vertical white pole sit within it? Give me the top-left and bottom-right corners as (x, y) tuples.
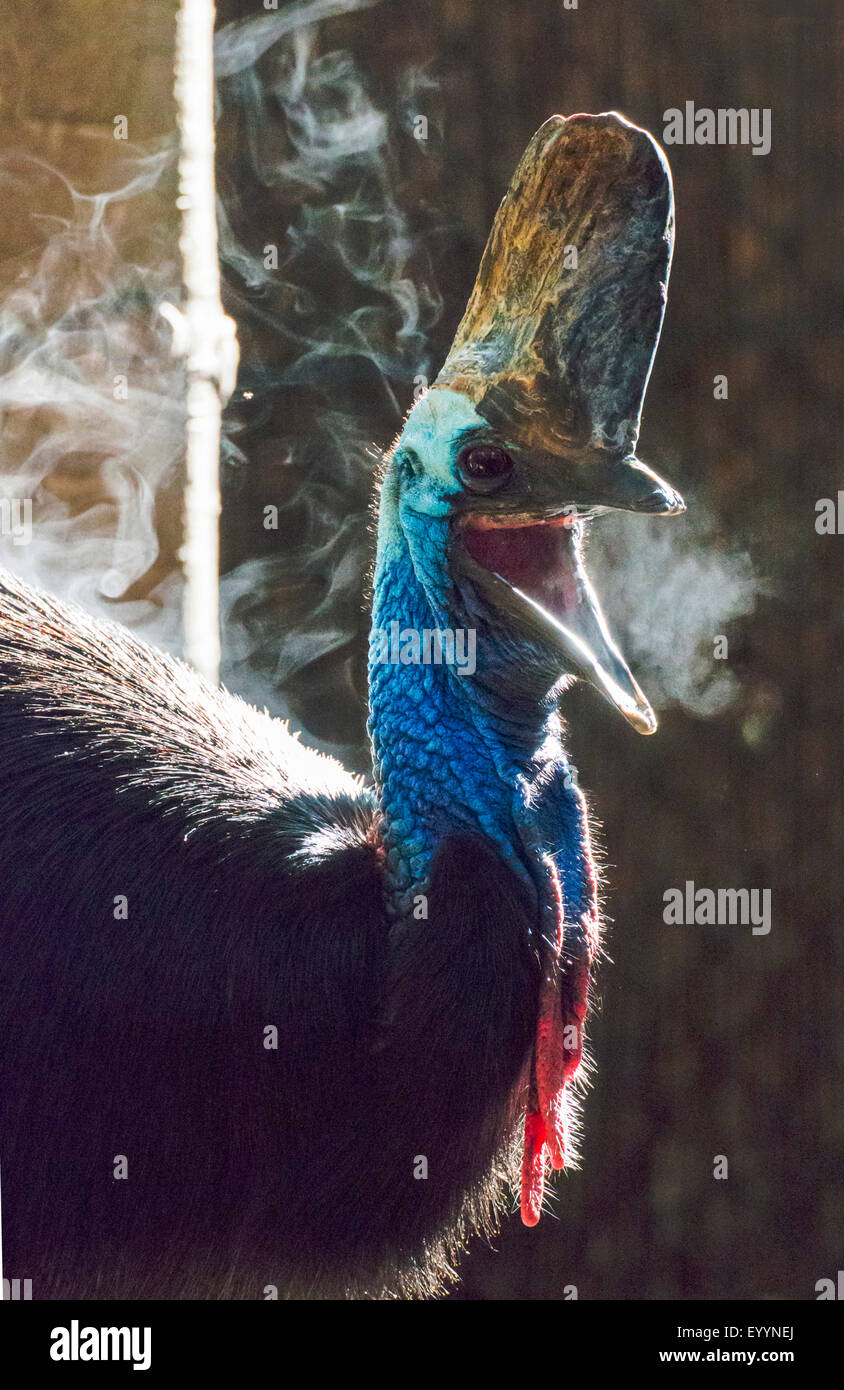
(174, 0), (239, 686)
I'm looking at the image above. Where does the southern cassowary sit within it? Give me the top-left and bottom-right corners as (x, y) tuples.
(0, 114), (684, 1299)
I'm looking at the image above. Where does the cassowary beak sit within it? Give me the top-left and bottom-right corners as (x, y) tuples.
(436, 111), (683, 732)
(458, 512), (658, 733)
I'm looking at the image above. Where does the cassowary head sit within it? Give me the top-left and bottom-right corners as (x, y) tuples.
(374, 112), (684, 729)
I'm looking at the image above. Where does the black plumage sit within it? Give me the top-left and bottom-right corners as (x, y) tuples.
(0, 570), (539, 1298)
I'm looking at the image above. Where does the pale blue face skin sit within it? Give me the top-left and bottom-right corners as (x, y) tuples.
(397, 388), (488, 488)
(373, 387), (490, 566)
(372, 387), (503, 636)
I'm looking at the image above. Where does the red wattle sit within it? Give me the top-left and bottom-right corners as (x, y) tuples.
(520, 1110), (547, 1226)
(535, 968), (566, 1169)
(520, 851), (597, 1224)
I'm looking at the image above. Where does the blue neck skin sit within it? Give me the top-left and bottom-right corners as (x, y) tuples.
(368, 459), (594, 940)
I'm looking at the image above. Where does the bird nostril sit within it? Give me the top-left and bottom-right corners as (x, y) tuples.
(638, 486), (686, 515)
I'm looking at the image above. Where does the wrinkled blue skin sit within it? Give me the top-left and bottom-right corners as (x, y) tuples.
(368, 388), (594, 949)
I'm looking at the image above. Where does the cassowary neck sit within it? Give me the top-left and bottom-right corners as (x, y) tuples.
(368, 479), (593, 929)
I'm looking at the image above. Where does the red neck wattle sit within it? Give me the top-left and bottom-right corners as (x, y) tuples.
(520, 859), (591, 1226)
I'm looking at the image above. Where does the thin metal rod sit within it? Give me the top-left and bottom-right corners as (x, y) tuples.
(174, 0), (238, 685)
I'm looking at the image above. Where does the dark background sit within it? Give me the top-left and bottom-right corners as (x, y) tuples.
(1, 0), (841, 1298)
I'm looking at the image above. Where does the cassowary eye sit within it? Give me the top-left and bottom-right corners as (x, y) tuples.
(457, 444), (514, 494)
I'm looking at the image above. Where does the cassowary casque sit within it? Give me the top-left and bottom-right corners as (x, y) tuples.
(0, 112), (683, 1299)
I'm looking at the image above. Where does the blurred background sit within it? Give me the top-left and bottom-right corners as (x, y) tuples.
(0, 0), (841, 1298)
